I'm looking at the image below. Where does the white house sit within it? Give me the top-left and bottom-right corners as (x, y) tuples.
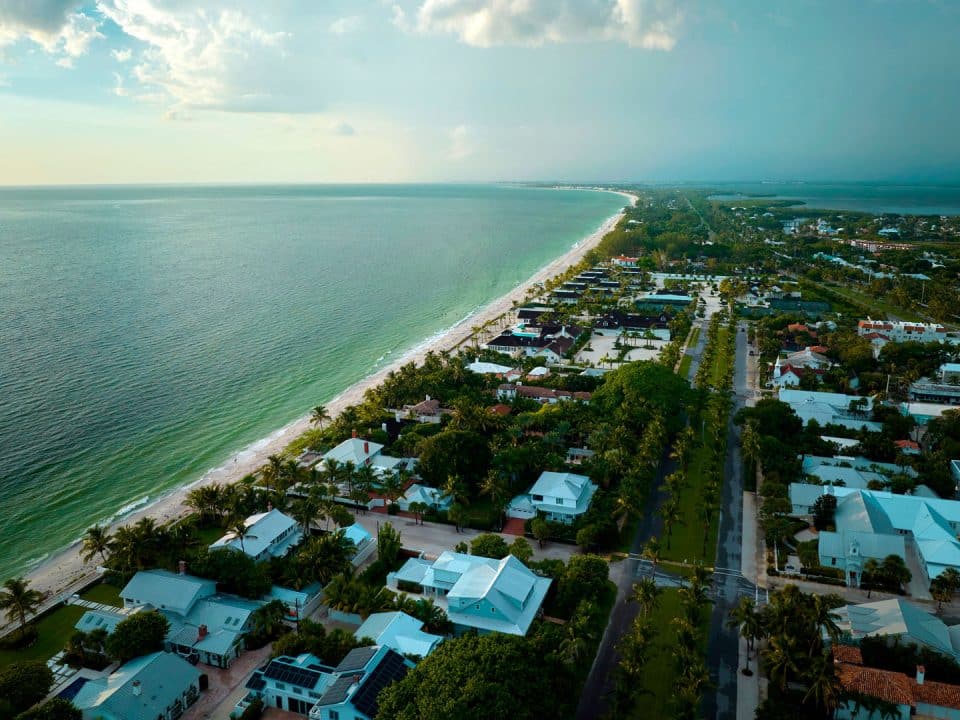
(465, 360), (514, 376)
(942, 363), (960, 384)
(343, 523), (375, 567)
(322, 436), (411, 477)
(835, 598), (960, 661)
(118, 569), (262, 668)
(210, 508), (303, 562)
(397, 484), (451, 513)
(778, 388), (880, 432)
(73, 651), (201, 720)
(857, 318), (948, 344)
(388, 552), (551, 636)
(514, 471), (598, 524)
(239, 652), (336, 716)
(353, 611), (443, 658)
(791, 485), (960, 587)
(309, 646), (414, 720)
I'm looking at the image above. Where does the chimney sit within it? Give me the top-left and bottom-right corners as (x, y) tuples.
(267, 501), (273, 511)
(198, 624), (208, 640)
(178, 560), (187, 576)
(917, 665), (925, 685)
(352, 429), (358, 439)
(363, 441), (369, 455)
(132, 680), (142, 697)
(425, 394), (431, 401)
(381, 422), (388, 433)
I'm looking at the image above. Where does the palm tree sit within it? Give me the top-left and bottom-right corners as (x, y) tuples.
(741, 420), (761, 474)
(311, 405), (331, 429)
(186, 484), (224, 526)
(728, 596), (762, 672)
(660, 498), (683, 550)
(629, 577), (662, 618)
(804, 652), (843, 717)
(81, 526), (112, 564)
(480, 471), (510, 531)
(408, 501), (429, 526)
(380, 470), (406, 510)
(642, 537), (662, 574)
(862, 558), (880, 598)
(0, 577), (43, 635)
(441, 475), (470, 508)
(291, 494), (321, 534)
(226, 515), (250, 553)
(764, 633), (801, 692)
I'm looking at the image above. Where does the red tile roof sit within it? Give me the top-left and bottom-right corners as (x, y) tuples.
(834, 650), (960, 711)
(895, 440), (920, 451)
(833, 645), (863, 665)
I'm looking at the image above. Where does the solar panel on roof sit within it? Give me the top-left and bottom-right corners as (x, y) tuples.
(263, 660), (322, 689)
(352, 650), (409, 718)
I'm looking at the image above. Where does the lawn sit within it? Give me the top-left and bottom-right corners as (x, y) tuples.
(0, 603), (85, 669)
(660, 442), (719, 565)
(639, 588), (710, 717)
(677, 352), (693, 379)
(196, 525), (227, 546)
(81, 582), (122, 607)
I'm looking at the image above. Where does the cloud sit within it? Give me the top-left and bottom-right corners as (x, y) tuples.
(448, 124), (472, 160)
(332, 121), (356, 136)
(111, 47), (132, 62)
(0, 4), (104, 64)
(403, 0), (682, 50)
(95, 0), (292, 111)
(329, 15), (362, 35)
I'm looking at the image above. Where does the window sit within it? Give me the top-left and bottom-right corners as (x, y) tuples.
(330, 712), (340, 720)
(276, 682), (286, 690)
(831, 558), (836, 566)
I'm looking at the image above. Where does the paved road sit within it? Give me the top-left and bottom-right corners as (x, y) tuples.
(576, 309), (713, 720)
(704, 321), (750, 719)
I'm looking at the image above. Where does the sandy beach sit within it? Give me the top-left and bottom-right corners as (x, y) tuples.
(15, 189), (638, 620)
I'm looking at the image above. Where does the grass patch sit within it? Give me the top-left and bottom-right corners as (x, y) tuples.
(639, 587), (710, 717)
(0, 604), (85, 670)
(196, 525), (227, 546)
(80, 583), (122, 607)
(677, 353), (693, 379)
(687, 326), (700, 347)
(661, 442), (719, 565)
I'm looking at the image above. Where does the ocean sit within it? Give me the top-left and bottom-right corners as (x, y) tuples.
(704, 182), (960, 216)
(0, 184), (624, 581)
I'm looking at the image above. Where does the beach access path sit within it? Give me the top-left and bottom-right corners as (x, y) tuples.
(3, 190), (638, 640)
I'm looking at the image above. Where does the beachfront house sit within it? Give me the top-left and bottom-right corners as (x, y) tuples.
(496, 383), (591, 405)
(72, 651), (201, 720)
(507, 471), (597, 524)
(353, 611), (443, 658)
(322, 435), (412, 479)
(209, 508), (303, 562)
(118, 568), (261, 667)
(387, 551), (551, 636)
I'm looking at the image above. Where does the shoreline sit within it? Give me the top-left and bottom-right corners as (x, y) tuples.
(15, 188), (638, 612)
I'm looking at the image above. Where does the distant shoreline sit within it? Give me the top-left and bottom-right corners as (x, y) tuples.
(9, 188), (638, 625)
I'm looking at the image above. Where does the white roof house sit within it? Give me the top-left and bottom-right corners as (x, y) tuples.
(836, 598), (960, 660)
(210, 508), (303, 562)
(802, 455), (916, 490)
(465, 360), (514, 376)
(778, 388), (881, 431)
(353, 611), (443, 658)
(524, 471), (598, 524)
(791, 485), (960, 585)
(73, 651), (201, 720)
(119, 569), (261, 668)
(397, 484), (451, 513)
(388, 551), (551, 636)
(322, 437), (409, 476)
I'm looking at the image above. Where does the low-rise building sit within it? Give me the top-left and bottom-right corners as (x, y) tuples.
(509, 471), (598, 524)
(353, 611), (443, 658)
(119, 569), (260, 667)
(791, 485), (960, 587)
(397, 484), (451, 513)
(778, 388), (880, 432)
(210, 508), (303, 562)
(835, 598), (960, 661)
(857, 318), (948, 344)
(388, 552), (551, 636)
(496, 383), (591, 404)
(323, 436), (411, 477)
(73, 651), (201, 720)
(310, 646), (414, 720)
(393, 395), (448, 424)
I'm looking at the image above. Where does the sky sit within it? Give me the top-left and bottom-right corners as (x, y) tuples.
(0, 0), (958, 185)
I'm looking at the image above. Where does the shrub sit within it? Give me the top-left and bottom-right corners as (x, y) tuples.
(470, 534), (509, 559)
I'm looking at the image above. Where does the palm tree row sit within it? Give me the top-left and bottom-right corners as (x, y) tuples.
(730, 584), (846, 718)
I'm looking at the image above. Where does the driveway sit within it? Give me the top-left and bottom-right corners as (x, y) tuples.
(183, 644), (273, 720)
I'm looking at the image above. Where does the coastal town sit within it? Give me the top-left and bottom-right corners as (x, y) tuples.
(4, 186), (960, 720)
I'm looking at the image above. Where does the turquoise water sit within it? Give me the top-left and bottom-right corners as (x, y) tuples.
(0, 184), (624, 580)
(704, 182), (960, 215)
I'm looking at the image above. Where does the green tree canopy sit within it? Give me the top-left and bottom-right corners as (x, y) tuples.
(415, 430), (492, 491)
(591, 361), (691, 434)
(469, 533), (509, 559)
(375, 634), (569, 720)
(106, 610), (170, 662)
(0, 662), (54, 716)
(14, 698), (82, 720)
